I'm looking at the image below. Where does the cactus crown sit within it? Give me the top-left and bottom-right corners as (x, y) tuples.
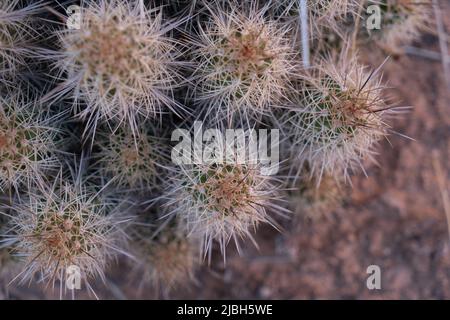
(282, 53), (391, 180)
(0, 96), (59, 191)
(190, 3), (297, 124)
(50, 0), (186, 137)
(165, 159), (283, 258)
(94, 126), (170, 189)
(3, 175), (131, 291)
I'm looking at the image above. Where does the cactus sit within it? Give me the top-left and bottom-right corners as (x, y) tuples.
(281, 52), (392, 181)
(163, 160), (285, 258)
(189, 1), (298, 125)
(1, 172), (133, 294)
(0, 94), (60, 192)
(93, 125), (170, 190)
(0, 0), (424, 298)
(44, 0), (186, 138)
(0, 0), (40, 83)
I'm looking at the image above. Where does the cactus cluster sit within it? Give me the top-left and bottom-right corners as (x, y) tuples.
(0, 0), (429, 298)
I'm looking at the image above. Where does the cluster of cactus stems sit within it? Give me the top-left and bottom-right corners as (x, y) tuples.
(0, 0), (431, 298)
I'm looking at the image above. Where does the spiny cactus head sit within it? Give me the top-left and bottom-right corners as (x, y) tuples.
(283, 53), (391, 181)
(50, 0), (185, 137)
(3, 175), (132, 291)
(190, 3), (297, 125)
(0, 95), (59, 192)
(93, 125), (170, 190)
(166, 160), (282, 258)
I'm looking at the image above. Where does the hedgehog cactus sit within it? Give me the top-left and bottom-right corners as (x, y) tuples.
(0, 0), (424, 298)
(164, 160), (285, 258)
(0, 95), (59, 192)
(189, 2), (298, 125)
(46, 0), (186, 138)
(93, 126), (170, 190)
(2, 174), (132, 294)
(281, 53), (392, 181)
